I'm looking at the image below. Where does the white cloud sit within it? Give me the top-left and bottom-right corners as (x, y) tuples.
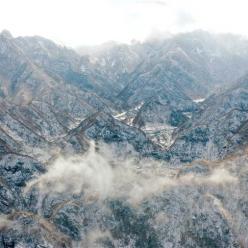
(24, 143), (238, 207)
(0, 0), (248, 46)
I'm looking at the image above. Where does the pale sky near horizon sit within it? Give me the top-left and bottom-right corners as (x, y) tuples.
(0, 0), (248, 47)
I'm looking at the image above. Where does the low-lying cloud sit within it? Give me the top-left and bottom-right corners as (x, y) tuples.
(25, 143), (238, 206)
(1, 143), (246, 247)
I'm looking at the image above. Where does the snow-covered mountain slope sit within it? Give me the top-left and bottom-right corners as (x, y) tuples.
(167, 77), (248, 163)
(1, 29), (248, 247)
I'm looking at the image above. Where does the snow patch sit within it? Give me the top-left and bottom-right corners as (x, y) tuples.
(193, 98), (205, 103)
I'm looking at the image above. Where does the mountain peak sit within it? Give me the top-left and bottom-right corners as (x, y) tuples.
(0, 29), (13, 39)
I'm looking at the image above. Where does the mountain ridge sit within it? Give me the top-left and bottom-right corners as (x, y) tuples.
(1, 29), (248, 247)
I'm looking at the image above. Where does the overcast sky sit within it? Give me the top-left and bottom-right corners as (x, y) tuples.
(0, 0), (248, 47)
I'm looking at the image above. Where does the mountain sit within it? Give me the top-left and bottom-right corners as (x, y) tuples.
(0, 30), (164, 160)
(1, 30), (248, 247)
(1, 143), (248, 247)
(81, 30), (248, 100)
(168, 76), (248, 163)
(79, 31), (248, 131)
